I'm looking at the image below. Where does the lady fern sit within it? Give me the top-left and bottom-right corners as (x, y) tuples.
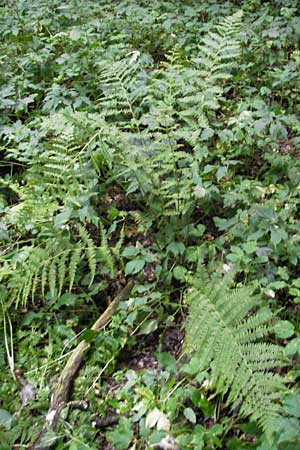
(101, 11), (244, 223)
(184, 267), (287, 433)
(1, 224), (100, 307)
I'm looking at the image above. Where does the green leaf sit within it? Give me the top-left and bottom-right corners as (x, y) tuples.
(173, 265), (187, 281)
(278, 417), (300, 444)
(200, 128), (214, 141)
(106, 417), (133, 450)
(125, 259), (145, 275)
(166, 242), (185, 257)
(184, 407), (197, 424)
(285, 393), (300, 418)
(39, 430), (60, 447)
(122, 246), (140, 258)
(54, 208), (72, 228)
(81, 329), (99, 343)
(242, 241), (258, 254)
(69, 440), (97, 450)
(285, 338), (300, 356)
(271, 227), (288, 246)
(274, 320), (295, 339)
(216, 166), (228, 181)
(138, 319), (158, 335)
(254, 119), (270, 133)
(145, 408), (170, 431)
(69, 29), (81, 41)
(156, 352), (177, 372)
(0, 409), (16, 430)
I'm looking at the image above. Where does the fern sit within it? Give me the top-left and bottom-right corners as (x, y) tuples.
(0, 219), (124, 307)
(68, 247), (82, 293)
(104, 12), (244, 223)
(184, 267), (287, 433)
(2, 121), (101, 232)
(97, 54), (141, 123)
(99, 221), (115, 276)
(77, 223), (97, 287)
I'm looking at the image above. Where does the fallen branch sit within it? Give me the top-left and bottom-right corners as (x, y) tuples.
(33, 281), (134, 450)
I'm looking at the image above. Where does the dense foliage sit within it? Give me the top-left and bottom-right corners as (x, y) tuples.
(1, 1), (300, 449)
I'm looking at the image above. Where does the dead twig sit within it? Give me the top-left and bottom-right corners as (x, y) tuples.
(33, 281), (134, 450)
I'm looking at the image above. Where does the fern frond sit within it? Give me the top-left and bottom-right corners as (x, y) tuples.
(48, 257), (57, 298)
(97, 56), (141, 123)
(77, 224), (97, 287)
(112, 225), (125, 260)
(69, 247), (82, 292)
(58, 251), (69, 297)
(99, 221), (114, 276)
(184, 266), (287, 432)
(41, 260), (49, 299)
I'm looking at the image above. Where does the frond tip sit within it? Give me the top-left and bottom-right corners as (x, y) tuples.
(184, 267), (287, 432)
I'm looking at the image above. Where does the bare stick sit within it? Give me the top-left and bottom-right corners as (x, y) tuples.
(33, 281), (134, 450)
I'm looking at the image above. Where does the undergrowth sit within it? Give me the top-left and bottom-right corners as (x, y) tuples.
(1, 1), (300, 449)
